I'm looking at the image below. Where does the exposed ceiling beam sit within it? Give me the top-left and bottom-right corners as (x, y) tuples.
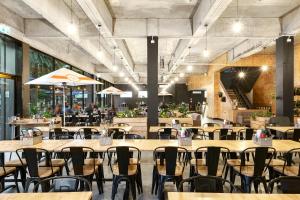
(76, 0), (139, 82)
(281, 5), (300, 35)
(21, 0), (115, 79)
(167, 0), (233, 79)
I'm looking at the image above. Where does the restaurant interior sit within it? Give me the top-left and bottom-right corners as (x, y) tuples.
(1, 0), (300, 199)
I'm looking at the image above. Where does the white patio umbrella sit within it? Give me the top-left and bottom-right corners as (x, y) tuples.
(25, 67), (102, 125)
(158, 91), (173, 102)
(97, 86), (123, 108)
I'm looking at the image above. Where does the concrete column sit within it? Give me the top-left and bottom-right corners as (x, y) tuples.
(22, 43), (30, 117)
(276, 36), (294, 121)
(147, 36), (158, 137)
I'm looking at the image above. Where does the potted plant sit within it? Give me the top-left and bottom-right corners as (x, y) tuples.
(177, 102), (189, 118)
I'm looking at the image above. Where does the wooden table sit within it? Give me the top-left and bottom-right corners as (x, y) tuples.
(167, 192), (300, 200)
(267, 126), (295, 132)
(54, 139), (300, 153)
(35, 125), (132, 134)
(0, 192), (92, 200)
(0, 140), (70, 153)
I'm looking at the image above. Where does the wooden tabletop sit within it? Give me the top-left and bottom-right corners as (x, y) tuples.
(35, 125), (132, 133)
(0, 192), (92, 200)
(167, 192), (300, 200)
(54, 139), (300, 153)
(149, 126), (246, 133)
(0, 140), (70, 153)
(267, 126), (296, 132)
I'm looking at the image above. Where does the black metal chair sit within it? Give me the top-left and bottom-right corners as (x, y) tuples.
(112, 123), (130, 127)
(32, 176), (92, 192)
(76, 128), (100, 139)
(108, 128), (127, 139)
(107, 146), (141, 200)
(268, 176), (300, 194)
(238, 128), (256, 140)
(272, 148), (300, 177)
(231, 147), (276, 193)
(213, 128), (234, 140)
(49, 128), (70, 140)
(0, 165), (19, 193)
(157, 128), (178, 139)
(178, 175), (237, 193)
(16, 147), (60, 192)
(124, 134), (145, 139)
(60, 146), (103, 194)
(282, 128), (300, 141)
(153, 146), (188, 199)
(190, 146), (230, 179)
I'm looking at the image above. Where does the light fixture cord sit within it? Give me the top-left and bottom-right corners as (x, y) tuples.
(98, 28), (101, 52)
(205, 25), (208, 50)
(236, 0), (239, 18)
(70, 0), (73, 23)
(113, 47), (116, 65)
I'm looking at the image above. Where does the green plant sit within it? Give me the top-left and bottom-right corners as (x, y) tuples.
(116, 109), (138, 118)
(30, 105), (38, 115)
(42, 111), (52, 118)
(251, 110), (272, 120)
(168, 103), (176, 111)
(177, 102), (189, 118)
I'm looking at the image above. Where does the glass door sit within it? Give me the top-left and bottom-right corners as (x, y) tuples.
(0, 77), (15, 140)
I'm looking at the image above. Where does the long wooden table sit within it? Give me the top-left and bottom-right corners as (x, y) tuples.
(35, 125), (132, 134)
(149, 126), (246, 133)
(0, 192), (92, 200)
(0, 139), (298, 153)
(167, 192), (300, 200)
(267, 126), (295, 132)
(54, 139), (300, 153)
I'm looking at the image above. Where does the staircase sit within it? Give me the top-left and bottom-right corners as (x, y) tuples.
(226, 89), (247, 108)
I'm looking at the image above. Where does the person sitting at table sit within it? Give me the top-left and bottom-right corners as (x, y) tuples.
(64, 104), (74, 115)
(54, 104), (62, 116)
(85, 103), (93, 115)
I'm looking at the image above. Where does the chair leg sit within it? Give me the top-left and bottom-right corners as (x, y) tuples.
(262, 177), (269, 193)
(111, 176), (118, 200)
(158, 176), (166, 200)
(13, 172), (19, 193)
(96, 172), (103, 194)
(243, 177), (252, 193)
(136, 164), (143, 194)
(24, 178), (33, 193)
(130, 176), (136, 200)
(19, 167), (27, 190)
(151, 166), (156, 194)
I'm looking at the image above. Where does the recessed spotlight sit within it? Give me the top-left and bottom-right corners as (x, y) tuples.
(179, 73), (185, 77)
(232, 20), (243, 33)
(187, 65), (193, 72)
(261, 65), (268, 72)
(238, 71), (245, 78)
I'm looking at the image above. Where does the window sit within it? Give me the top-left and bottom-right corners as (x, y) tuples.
(120, 91), (133, 98)
(138, 91), (148, 98)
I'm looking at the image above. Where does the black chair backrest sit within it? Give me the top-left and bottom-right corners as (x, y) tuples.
(154, 146), (188, 176)
(107, 146), (141, 176)
(124, 134), (145, 139)
(16, 148), (52, 178)
(245, 128), (254, 140)
(157, 128), (178, 139)
(108, 128), (126, 139)
(33, 176), (92, 192)
(241, 147), (276, 177)
(78, 128), (99, 139)
(195, 146), (230, 176)
(268, 176), (300, 194)
(214, 129), (234, 140)
(293, 129), (300, 142)
(179, 175), (236, 193)
(282, 148), (300, 175)
(61, 146), (96, 175)
(50, 128), (69, 139)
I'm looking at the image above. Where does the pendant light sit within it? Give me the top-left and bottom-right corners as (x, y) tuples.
(112, 47), (118, 72)
(261, 47), (268, 72)
(232, 0), (243, 33)
(68, 0), (77, 34)
(203, 24), (209, 57)
(97, 25), (102, 59)
(187, 46), (193, 71)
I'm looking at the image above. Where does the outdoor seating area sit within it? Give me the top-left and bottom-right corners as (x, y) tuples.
(1, 0), (300, 199)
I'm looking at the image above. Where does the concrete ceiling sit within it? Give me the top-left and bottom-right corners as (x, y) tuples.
(0, 0), (300, 85)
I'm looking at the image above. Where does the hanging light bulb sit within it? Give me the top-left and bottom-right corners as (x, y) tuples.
(68, 0), (77, 34)
(261, 65), (268, 72)
(97, 25), (102, 59)
(238, 71), (245, 79)
(232, 20), (243, 33)
(187, 65), (193, 72)
(96, 50), (102, 59)
(112, 47), (118, 71)
(232, 0), (243, 33)
(175, 77), (179, 82)
(203, 24), (210, 57)
(119, 72), (124, 77)
(179, 72), (185, 77)
(203, 49), (210, 57)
